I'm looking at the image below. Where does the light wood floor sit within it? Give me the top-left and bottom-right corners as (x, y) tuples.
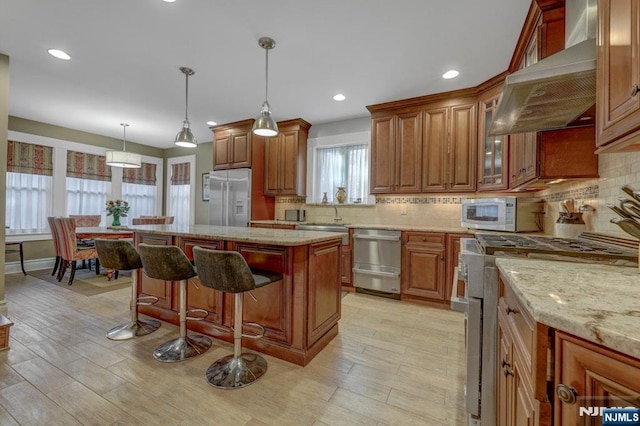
(0, 273), (467, 426)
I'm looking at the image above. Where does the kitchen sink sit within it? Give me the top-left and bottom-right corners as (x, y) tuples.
(295, 224), (349, 244)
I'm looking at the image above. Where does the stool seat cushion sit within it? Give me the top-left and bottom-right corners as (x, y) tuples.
(95, 239), (142, 271)
(138, 244), (197, 281)
(193, 247), (282, 293)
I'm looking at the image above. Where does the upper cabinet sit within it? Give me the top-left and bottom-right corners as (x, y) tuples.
(212, 119), (255, 170)
(370, 112), (422, 193)
(596, 0), (640, 152)
(368, 91), (477, 194)
(423, 100), (477, 193)
(264, 118), (311, 196)
(477, 82), (509, 192)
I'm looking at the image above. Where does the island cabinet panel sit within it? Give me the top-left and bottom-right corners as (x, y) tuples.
(554, 332), (640, 425)
(235, 243), (291, 345)
(178, 237), (224, 326)
(135, 233), (173, 312)
(307, 240), (341, 346)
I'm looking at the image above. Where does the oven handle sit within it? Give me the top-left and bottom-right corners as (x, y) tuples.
(352, 268), (400, 278)
(353, 235), (401, 241)
(450, 266), (468, 313)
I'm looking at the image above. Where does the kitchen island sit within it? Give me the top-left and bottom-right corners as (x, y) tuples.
(131, 224), (344, 366)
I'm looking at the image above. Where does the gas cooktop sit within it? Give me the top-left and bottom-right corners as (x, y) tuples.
(475, 232), (639, 262)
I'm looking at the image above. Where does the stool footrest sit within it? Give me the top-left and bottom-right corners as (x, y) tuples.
(186, 308), (208, 321)
(136, 295), (159, 306)
(241, 322), (266, 339)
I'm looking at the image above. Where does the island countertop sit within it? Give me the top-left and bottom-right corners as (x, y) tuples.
(495, 258), (640, 359)
(126, 224), (345, 246)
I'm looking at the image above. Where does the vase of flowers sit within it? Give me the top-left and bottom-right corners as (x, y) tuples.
(105, 199), (130, 226)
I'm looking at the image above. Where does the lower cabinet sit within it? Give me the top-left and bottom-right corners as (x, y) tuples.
(554, 332), (640, 425)
(401, 232), (446, 303)
(498, 275), (552, 426)
(445, 233), (472, 300)
(341, 245), (352, 285)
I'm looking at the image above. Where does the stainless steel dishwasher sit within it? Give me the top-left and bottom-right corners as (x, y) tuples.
(352, 229), (401, 294)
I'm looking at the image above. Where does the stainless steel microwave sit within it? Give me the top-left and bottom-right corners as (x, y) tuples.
(461, 197), (543, 232)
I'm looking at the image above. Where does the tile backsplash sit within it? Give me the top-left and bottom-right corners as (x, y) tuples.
(275, 150), (640, 238)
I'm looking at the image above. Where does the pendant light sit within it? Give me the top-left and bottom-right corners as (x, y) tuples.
(106, 123), (142, 168)
(174, 66), (197, 148)
(252, 37), (279, 137)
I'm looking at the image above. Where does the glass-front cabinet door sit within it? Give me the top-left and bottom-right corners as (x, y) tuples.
(477, 91), (509, 191)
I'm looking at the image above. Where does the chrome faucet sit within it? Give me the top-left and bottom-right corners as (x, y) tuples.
(333, 205), (342, 222)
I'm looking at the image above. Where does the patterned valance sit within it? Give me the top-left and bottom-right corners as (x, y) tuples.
(66, 150), (112, 181)
(7, 140), (53, 176)
(170, 162), (190, 185)
(123, 162), (157, 185)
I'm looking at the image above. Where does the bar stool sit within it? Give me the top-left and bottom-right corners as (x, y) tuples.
(193, 246), (282, 389)
(137, 243), (212, 362)
(94, 239), (161, 340)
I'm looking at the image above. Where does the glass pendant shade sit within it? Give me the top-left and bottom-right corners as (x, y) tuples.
(174, 120), (197, 147)
(253, 37), (279, 137)
(252, 101), (279, 137)
(106, 123), (141, 168)
(174, 67), (197, 148)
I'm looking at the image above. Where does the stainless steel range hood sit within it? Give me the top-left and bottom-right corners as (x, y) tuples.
(490, 0), (597, 136)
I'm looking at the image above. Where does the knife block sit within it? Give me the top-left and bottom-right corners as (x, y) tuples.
(555, 213), (585, 239)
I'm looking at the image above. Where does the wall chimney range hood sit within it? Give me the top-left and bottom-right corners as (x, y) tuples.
(490, 0), (597, 136)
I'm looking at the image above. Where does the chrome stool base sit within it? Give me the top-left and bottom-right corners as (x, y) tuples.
(106, 319), (161, 341)
(153, 335), (212, 363)
(205, 353), (267, 389)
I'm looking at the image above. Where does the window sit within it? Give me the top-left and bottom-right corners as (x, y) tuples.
(122, 162), (158, 219)
(166, 156), (195, 226)
(5, 141), (53, 230)
(308, 131), (372, 204)
(66, 151), (112, 225)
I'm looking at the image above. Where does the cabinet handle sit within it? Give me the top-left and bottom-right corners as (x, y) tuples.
(556, 384), (578, 405)
(503, 368), (514, 377)
(505, 306), (519, 315)
(631, 84), (639, 97)
(501, 359), (511, 368)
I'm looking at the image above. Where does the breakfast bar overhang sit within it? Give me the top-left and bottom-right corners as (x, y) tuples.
(131, 224), (344, 366)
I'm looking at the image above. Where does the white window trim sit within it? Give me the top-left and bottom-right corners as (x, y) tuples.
(7, 130), (164, 235)
(306, 131), (373, 204)
(166, 154), (196, 225)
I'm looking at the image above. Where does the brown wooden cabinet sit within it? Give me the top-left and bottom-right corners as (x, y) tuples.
(596, 0), (640, 152)
(401, 232), (446, 303)
(341, 228), (353, 286)
(554, 331), (640, 425)
(213, 119), (254, 170)
(370, 111), (422, 194)
(422, 100), (477, 193)
(478, 85), (509, 192)
(264, 118), (311, 196)
(509, 126), (599, 190)
(497, 275), (552, 426)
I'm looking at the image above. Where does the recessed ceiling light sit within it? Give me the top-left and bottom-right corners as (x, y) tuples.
(163, 0), (176, 3)
(333, 93), (346, 101)
(206, 121), (217, 126)
(442, 70), (459, 79)
(47, 49), (71, 60)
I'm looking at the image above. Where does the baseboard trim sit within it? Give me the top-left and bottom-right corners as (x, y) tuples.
(5, 258), (56, 275)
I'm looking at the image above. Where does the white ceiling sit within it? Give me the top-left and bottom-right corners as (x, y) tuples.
(0, 0), (530, 148)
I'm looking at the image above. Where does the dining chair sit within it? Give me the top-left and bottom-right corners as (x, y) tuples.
(47, 217), (62, 277)
(138, 216), (174, 224)
(52, 217), (99, 285)
(69, 215), (101, 227)
(132, 217), (167, 225)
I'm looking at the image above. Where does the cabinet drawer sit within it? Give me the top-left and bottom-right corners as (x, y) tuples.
(500, 284), (535, 366)
(404, 232), (445, 246)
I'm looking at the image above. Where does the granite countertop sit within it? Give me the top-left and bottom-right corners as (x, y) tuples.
(250, 220), (471, 233)
(128, 224), (344, 246)
(495, 258), (640, 359)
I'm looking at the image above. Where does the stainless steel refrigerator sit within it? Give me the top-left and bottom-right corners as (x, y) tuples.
(208, 168), (251, 227)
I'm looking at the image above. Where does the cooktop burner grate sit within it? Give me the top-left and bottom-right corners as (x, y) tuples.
(475, 232), (639, 262)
